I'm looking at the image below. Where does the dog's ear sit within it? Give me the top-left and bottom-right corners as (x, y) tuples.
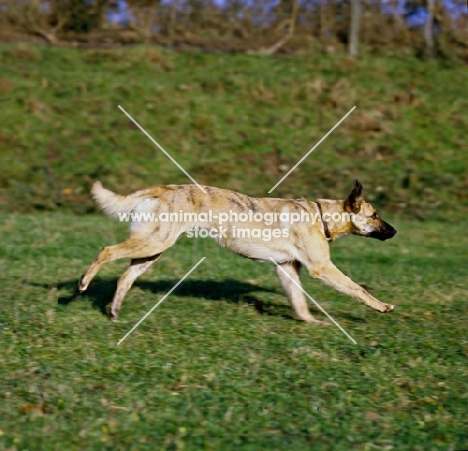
(344, 179), (364, 213)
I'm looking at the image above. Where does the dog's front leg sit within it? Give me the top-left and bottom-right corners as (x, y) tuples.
(276, 261), (326, 323)
(308, 263), (395, 313)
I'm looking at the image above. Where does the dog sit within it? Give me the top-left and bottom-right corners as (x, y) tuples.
(78, 179), (397, 322)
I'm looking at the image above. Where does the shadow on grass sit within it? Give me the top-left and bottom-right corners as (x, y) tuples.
(32, 278), (290, 319)
(32, 278), (368, 324)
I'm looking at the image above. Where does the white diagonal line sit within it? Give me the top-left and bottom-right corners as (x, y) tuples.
(118, 105), (206, 193)
(117, 257), (206, 345)
(269, 258), (357, 344)
(268, 106), (356, 193)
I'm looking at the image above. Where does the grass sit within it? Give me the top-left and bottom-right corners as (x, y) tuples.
(0, 43), (467, 449)
(0, 212), (467, 450)
(0, 44), (467, 218)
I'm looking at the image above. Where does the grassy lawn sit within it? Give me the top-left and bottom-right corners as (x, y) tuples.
(0, 212), (467, 450)
(0, 42), (467, 450)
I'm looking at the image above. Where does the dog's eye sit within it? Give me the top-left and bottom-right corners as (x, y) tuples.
(371, 213), (378, 219)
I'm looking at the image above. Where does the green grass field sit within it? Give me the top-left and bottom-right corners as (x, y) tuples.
(0, 213), (467, 450)
(0, 44), (467, 450)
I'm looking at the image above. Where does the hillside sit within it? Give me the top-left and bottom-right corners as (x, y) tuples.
(0, 44), (466, 219)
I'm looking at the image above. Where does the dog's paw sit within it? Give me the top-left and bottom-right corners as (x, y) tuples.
(380, 303), (395, 313)
(300, 315), (330, 325)
(109, 311), (119, 321)
(78, 274), (88, 293)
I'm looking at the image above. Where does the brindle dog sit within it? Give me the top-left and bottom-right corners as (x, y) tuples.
(79, 180), (396, 322)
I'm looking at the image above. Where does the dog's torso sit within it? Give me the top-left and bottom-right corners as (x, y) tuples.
(126, 184), (328, 264)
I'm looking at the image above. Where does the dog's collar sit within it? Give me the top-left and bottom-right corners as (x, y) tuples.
(316, 202), (332, 241)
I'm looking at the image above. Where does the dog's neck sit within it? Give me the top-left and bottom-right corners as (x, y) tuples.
(315, 199), (353, 242)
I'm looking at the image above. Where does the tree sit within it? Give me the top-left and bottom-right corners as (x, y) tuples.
(257, 0), (299, 55)
(349, 0), (361, 57)
(126, 0), (160, 44)
(424, 0), (436, 56)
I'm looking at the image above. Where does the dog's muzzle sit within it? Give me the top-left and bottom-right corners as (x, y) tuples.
(368, 222), (397, 241)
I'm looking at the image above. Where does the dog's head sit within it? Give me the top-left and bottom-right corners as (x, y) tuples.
(344, 180), (397, 241)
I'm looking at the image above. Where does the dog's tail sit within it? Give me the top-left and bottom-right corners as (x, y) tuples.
(91, 181), (146, 219)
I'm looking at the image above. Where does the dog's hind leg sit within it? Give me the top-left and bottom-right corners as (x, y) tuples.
(109, 254), (162, 321)
(276, 261), (325, 324)
(308, 262), (395, 313)
(78, 236), (170, 294)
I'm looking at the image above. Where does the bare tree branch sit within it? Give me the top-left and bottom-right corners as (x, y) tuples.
(253, 0), (298, 55)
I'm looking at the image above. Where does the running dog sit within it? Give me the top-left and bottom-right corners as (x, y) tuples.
(79, 180), (396, 322)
